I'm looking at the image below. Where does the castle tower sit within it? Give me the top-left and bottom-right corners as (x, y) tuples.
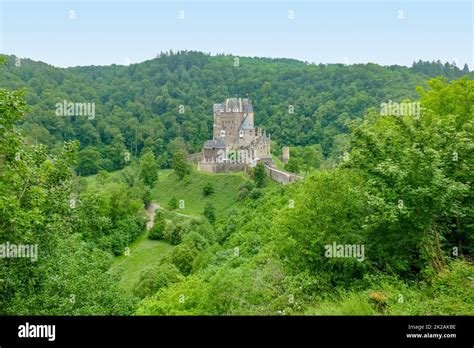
(282, 146), (290, 164)
(213, 98), (255, 150)
(201, 97), (273, 171)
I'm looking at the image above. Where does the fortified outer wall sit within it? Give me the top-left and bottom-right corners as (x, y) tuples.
(197, 162), (247, 173)
(197, 161), (303, 184)
(187, 152), (203, 164)
(264, 165), (304, 185)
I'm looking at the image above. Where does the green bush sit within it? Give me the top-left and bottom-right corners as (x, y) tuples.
(163, 223), (184, 245)
(168, 196), (178, 210)
(133, 263), (181, 299)
(248, 188), (263, 200)
(203, 202), (216, 224)
(202, 182), (214, 196)
(238, 182), (255, 200)
(148, 212), (166, 240)
(171, 243), (199, 275)
(182, 231), (209, 252)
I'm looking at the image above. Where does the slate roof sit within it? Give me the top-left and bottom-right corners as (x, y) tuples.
(223, 98), (253, 113)
(204, 137), (226, 149)
(213, 103), (224, 114)
(240, 114), (253, 130)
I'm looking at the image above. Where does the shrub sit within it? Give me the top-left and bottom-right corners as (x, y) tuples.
(142, 188), (152, 208)
(253, 162), (266, 188)
(183, 174), (191, 185)
(168, 196), (178, 210)
(238, 182), (255, 200)
(148, 211), (166, 240)
(182, 231), (209, 252)
(97, 170), (109, 184)
(203, 202), (216, 224)
(202, 182), (214, 196)
(133, 263), (181, 298)
(249, 188), (263, 200)
(170, 224), (183, 245)
(171, 243), (199, 275)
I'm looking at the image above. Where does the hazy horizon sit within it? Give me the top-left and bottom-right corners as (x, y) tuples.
(1, 51), (471, 71)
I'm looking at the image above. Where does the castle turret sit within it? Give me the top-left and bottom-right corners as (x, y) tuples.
(282, 146), (290, 164)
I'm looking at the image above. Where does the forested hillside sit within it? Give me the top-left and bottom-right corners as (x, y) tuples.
(0, 53), (472, 316)
(135, 77), (474, 315)
(0, 52), (471, 175)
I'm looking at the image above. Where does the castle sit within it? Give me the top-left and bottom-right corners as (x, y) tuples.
(198, 98), (273, 173)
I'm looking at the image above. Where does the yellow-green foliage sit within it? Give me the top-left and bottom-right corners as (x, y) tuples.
(304, 260), (473, 315)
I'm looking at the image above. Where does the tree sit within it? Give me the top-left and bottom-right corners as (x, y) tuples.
(171, 243), (198, 275)
(142, 187), (152, 208)
(349, 77), (473, 276)
(76, 147), (102, 176)
(274, 169), (369, 284)
(253, 162), (266, 188)
(96, 170), (109, 184)
(461, 63), (470, 75)
(203, 202), (216, 224)
(139, 151), (159, 187)
(148, 211), (166, 240)
(238, 181), (255, 200)
(148, 210), (166, 240)
(202, 182), (214, 196)
(302, 145), (324, 173)
(0, 87), (135, 315)
(172, 149), (190, 180)
(168, 196), (178, 210)
(169, 224), (184, 245)
(133, 263), (180, 299)
(284, 158), (301, 173)
(135, 275), (210, 315)
(121, 165), (140, 188)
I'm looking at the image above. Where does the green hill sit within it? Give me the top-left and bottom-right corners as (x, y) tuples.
(109, 235), (172, 293)
(90, 166), (253, 292)
(151, 168), (251, 217)
(1, 52), (471, 179)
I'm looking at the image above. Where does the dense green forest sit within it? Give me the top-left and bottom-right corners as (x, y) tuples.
(0, 52), (472, 174)
(0, 53), (472, 315)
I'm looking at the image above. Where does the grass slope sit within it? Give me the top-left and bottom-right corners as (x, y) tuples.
(109, 233), (173, 292)
(108, 166), (250, 292)
(272, 154), (285, 170)
(86, 166), (252, 292)
(151, 168), (250, 217)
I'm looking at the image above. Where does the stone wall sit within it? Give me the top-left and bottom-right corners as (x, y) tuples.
(196, 160), (304, 185)
(197, 162), (247, 173)
(282, 146), (290, 163)
(187, 152), (203, 163)
(265, 165), (304, 185)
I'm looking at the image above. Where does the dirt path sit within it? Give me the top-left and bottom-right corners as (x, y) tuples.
(155, 205), (192, 218)
(145, 203), (159, 230)
(146, 203), (191, 231)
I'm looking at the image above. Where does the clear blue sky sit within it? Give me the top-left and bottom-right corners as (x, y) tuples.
(1, 0), (472, 68)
